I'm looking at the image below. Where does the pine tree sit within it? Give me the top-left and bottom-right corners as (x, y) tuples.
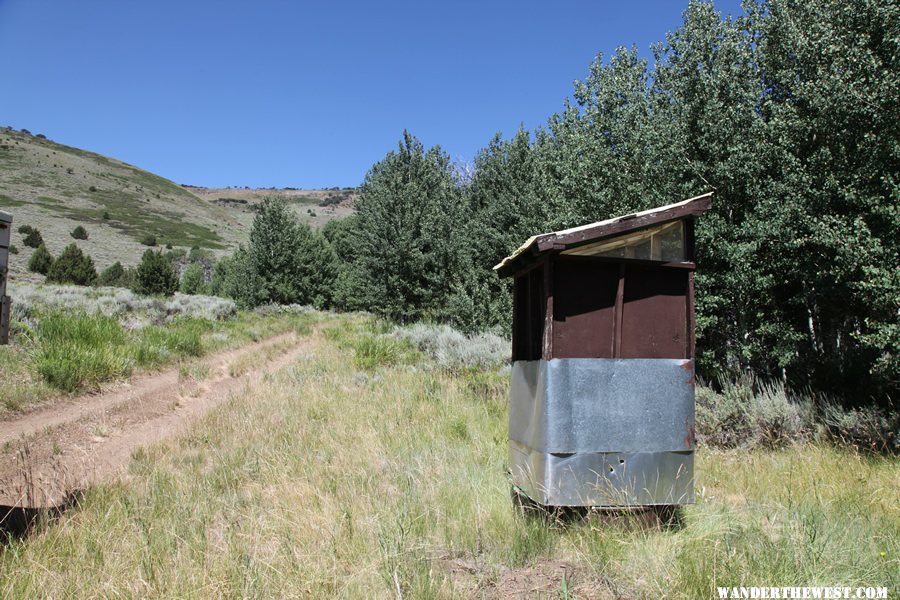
(27, 244), (53, 275)
(353, 131), (471, 324)
(133, 249), (178, 296)
(46, 244), (97, 286)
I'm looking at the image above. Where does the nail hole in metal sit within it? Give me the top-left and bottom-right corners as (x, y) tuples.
(608, 466), (614, 473)
(619, 458), (625, 464)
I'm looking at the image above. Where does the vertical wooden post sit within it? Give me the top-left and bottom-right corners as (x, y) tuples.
(612, 263), (625, 358)
(542, 257), (554, 359)
(687, 273), (696, 359)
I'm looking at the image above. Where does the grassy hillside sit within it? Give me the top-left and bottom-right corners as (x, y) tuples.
(0, 128), (354, 280)
(186, 185), (356, 231)
(0, 314), (896, 598)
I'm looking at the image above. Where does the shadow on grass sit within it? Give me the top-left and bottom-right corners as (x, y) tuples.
(0, 490), (83, 544)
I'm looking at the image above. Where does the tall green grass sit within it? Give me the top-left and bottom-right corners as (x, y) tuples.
(34, 313), (133, 392)
(1, 309), (322, 406)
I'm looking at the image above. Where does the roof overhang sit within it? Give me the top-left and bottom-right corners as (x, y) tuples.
(494, 192), (713, 278)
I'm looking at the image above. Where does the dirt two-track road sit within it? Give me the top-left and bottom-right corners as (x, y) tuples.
(0, 331), (318, 510)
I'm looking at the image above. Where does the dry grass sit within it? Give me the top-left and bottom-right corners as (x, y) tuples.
(0, 315), (897, 598)
(226, 337), (297, 377)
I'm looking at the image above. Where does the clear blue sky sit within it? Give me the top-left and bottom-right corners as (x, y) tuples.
(0, 0), (743, 189)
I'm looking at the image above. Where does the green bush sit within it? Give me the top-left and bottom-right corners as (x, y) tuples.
(34, 312), (132, 392)
(7, 244), (17, 254)
(71, 225), (89, 240)
(22, 228), (43, 248)
(179, 263), (205, 295)
(140, 234), (157, 247)
(17, 224), (33, 235)
(98, 261), (127, 287)
(46, 244), (97, 286)
(133, 249), (178, 296)
(27, 244), (53, 275)
(102, 211), (110, 220)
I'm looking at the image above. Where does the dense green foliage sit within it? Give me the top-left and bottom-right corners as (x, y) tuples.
(217, 198), (337, 308)
(27, 244), (53, 275)
(70, 225), (89, 240)
(348, 132), (475, 324)
(22, 227), (43, 248)
(45, 243), (98, 286)
(324, 0), (898, 403)
(208, 0), (898, 403)
(133, 249), (178, 296)
(98, 261), (128, 287)
(179, 263), (206, 295)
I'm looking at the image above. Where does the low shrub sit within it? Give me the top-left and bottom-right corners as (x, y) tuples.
(27, 244), (53, 275)
(188, 246), (212, 261)
(392, 323), (508, 370)
(8, 282), (237, 323)
(71, 225), (89, 240)
(821, 402), (898, 453)
(8, 244), (18, 254)
(46, 243), (98, 286)
(140, 234), (157, 247)
(695, 378), (814, 449)
(98, 262), (127, 287)
(23, 228), (43, 248)
(17, 224), (33, 235)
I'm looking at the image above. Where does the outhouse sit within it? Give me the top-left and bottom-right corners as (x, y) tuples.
(494, 193), (712, 508)
(0, 210), (11, 345)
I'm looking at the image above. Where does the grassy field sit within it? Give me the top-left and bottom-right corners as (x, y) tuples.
(0, 283), (320, 414)
(1, 315), (896, 598)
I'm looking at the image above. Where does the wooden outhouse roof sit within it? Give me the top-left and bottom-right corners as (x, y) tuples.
(494, 192), (713, 277)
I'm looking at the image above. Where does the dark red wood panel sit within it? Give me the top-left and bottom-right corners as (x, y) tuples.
(528, 266), (545, 360)
(620, 265), (689, 358)
(512, 265), (547, 361)
(551, 258), (619, 358)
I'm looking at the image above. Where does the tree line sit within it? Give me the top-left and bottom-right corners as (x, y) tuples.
(214, 0), (897, 405)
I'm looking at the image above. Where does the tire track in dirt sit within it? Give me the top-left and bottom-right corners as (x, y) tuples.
(0, 330), (318, 508)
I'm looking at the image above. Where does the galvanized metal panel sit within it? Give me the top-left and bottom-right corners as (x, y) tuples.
(510, 442), (694, 506)
(510, 358), (694, 454)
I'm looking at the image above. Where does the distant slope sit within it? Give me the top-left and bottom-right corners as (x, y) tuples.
(0, 128), (354, 280)
(185, 185), (356, 232)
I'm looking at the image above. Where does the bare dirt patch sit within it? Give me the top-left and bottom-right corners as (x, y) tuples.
(438, 557), (619, 599)
(0, 331), (318, 508)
